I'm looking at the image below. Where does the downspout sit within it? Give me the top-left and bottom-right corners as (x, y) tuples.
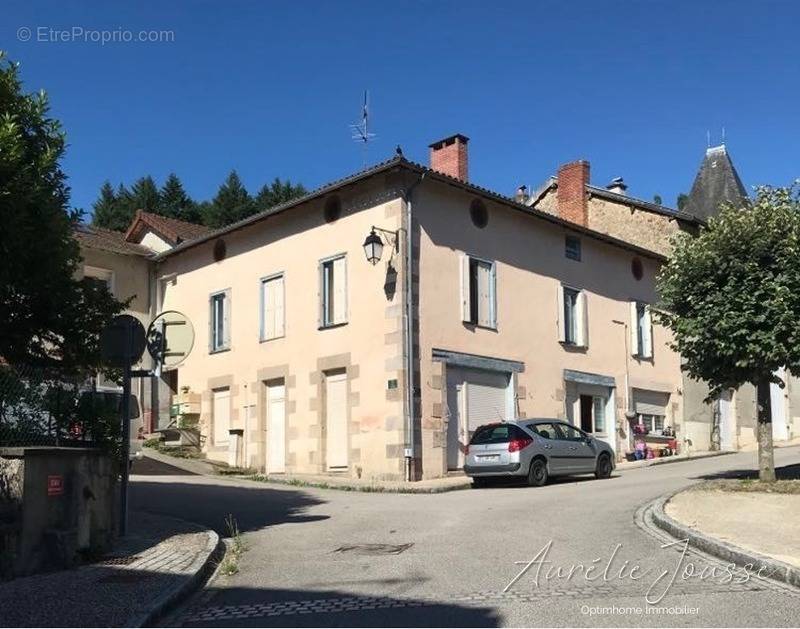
(403, 170), (427, 481)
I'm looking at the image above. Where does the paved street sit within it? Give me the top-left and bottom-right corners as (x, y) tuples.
(131, 448), (800, 627)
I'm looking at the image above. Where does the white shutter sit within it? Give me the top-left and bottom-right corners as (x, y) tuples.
(477, 261), (491, 327)
(633, 390), (668, 416)
(460, 255), (471, 322)
(465, 370), (510, 429)
(208, 296), (214, 352)
(223, 290), (231, 348)
(318, 263), (325, 328)
(333, 257), (347, 324)
(630, 301), (639, 355)
(642, 305), (653, 358)
(556, 284), (566, 343)
(262, 280), (273, 340)
(212, 388), (231, 444)
(274, 275), (285, 337)
(577, 290), (588, 347)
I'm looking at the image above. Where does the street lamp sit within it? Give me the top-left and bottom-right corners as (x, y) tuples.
(362, 229), (384, 265)
(362, 226), (398, 265)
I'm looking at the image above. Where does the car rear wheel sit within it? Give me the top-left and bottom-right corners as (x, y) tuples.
(527, 458), (548, 487)
(595, 454), (612, 479)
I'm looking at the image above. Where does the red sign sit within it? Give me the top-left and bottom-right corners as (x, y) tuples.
(47, 475), (64, 496)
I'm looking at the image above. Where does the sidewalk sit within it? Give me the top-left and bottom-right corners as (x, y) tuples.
(0, 511), (220, 627)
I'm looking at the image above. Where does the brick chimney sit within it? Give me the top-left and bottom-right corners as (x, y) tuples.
(557, 160), (590, 226)
(429, 134), (469, 181)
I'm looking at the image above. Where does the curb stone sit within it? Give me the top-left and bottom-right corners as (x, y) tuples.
(127, 517), (225, 627)
(649, 487), (800, 589)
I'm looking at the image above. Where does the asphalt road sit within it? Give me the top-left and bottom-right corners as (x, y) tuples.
(130, 447), (800, 627)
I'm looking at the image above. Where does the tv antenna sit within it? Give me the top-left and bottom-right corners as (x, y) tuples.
(350, 90), (376, 168)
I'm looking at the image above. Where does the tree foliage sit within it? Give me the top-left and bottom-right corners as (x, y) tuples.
(657, 185), (800, 481)
(255, 177), (307, 212)
(0, 52), (124, 370)
(159, 172), (199, 223)
(657, 185), (800, 394)
(203, 170), (254, 228)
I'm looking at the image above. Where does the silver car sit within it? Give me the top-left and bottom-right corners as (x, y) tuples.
(464, 419), (615, 487)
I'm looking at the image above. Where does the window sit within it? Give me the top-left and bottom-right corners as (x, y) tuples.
(555, 423), (586, 441)
(565, 235), (581, 261)
(209, 289), (230, 352)
(630, 301), (653, 358)
(320, 255), (347, 328)
(461, 255), (497, 328)
(637, 413), (664, 433)
(469, 424), (526, 445)
(260, 274), (285, 341)
(84, 266), (114, 294)
(593, 396), (606, 433)
(558, 285), (587, 346)
(527, 422), (558, 440)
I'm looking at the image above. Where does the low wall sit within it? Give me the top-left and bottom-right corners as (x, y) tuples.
(0, 447), (117, 578)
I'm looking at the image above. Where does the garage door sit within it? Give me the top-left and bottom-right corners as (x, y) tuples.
(446, 367), (511, 469)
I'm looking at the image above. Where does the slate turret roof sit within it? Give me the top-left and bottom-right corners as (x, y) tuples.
(685, 145), (749, 221)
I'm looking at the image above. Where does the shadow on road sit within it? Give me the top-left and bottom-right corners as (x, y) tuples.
(130, 480), (328, 535)
(692, 462), (800, 481)
(182, 586), (500, 627)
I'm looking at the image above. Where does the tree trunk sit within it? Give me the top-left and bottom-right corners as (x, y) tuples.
(756, 376), (776, 482)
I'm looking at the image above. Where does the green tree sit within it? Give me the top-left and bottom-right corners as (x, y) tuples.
(159, 173), (199, 223)
(91, 181), (118, 229)
(255, 177), (307, 212)
(0, 52), (124, 369)
(129, 175), (160, 213)
(657, 185), (800, 482)
(653, 194), (663, 205)
(676, 192), (688, 210)
(203, 170), (253, 227)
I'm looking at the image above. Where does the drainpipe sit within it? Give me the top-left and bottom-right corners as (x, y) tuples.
(402, 171), (427, 481)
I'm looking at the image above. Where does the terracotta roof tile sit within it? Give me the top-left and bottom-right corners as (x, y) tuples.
(74, 224), (151, 256)
(125, 210), (212, 245)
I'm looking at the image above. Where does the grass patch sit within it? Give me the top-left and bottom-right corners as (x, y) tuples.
(218, 514), (247, 577)
(695, 479), (800, 494)
(144, 441), (204, 460)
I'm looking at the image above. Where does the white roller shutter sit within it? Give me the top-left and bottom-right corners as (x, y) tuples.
(633, 390), (669, 416)
(463, 369), (510, 430)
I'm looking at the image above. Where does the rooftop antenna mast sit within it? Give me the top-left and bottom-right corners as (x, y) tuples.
(350, 90), (376, 168)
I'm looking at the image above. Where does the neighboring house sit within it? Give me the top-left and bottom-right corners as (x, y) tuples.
(151, 135), (684, 480)
(530, 144), (800, 452)
(73, 214), (211, 431)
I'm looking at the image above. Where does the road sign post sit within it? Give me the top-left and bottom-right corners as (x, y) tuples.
(100, 314), (146, 537)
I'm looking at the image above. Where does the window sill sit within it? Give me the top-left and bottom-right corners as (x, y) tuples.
(260, 335), (285, 344)
(462, 322), (498, 332)
(318, 322), (348, 331)
(559, 341), (588, 352)
(209, 347), (231, 355)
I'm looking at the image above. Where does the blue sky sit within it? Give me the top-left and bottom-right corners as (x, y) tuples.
(4, 0), (799, 216)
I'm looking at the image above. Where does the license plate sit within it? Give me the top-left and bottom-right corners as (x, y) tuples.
(478, 454), (500, 462)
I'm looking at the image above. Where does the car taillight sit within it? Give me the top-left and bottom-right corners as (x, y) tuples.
(465, 444), (470, 455)
(508, 437), (533, 453)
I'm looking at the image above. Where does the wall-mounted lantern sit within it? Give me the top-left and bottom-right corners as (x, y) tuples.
(362, 226), (398, 265)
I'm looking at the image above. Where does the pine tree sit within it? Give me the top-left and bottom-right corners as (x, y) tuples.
(159, 173), (200, 223)
(677, 193), (688, 210)
(129, 175), (160, 213)
(204, 171), (254, 228)
(255, 177), (308, 212)
(91, 181), (118, 228)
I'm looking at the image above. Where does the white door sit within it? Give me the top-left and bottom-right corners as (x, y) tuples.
(325, 371), (348, 470)
(212, 388), (230, 445)
(719, 391), (735, 451)
(266, 382), (286, 473)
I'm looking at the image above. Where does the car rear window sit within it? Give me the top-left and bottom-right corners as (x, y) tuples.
(470, 424), (526, 444)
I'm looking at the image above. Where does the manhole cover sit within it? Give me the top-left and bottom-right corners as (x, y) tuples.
(96, 555), (141, 566)
(333, 543), (413, 556)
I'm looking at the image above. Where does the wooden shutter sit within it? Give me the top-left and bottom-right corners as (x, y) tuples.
(630, 301), (639, 355)
(333, 257), (347, 324)
(318, 262), (325, 328)
(577, 290), (588, 347)
(460, 255), (471, 322)
(274, 275), (285, 337)
(490, 261), (497, 328)
(556, 284), (566, 343)
(223, 290), (231, 348)
(208, 295), (214, 352)
(476, 261), (491, 327)
(642, 304), (653, 358)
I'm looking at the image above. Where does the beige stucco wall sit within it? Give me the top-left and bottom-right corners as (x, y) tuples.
(156, 183), (407, 480)
(139, 230), (172, 253)
(414, 183), (684, 477)
(79, 246), (151, 326)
